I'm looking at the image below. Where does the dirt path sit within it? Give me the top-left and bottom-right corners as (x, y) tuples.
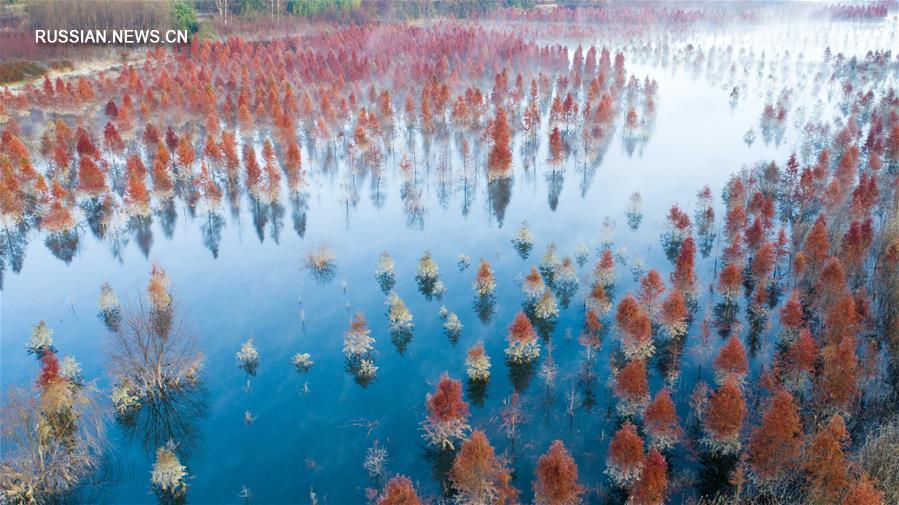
(3, 56), (138, 92)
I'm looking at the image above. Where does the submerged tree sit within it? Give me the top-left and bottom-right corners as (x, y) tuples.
(343, 312), (377, 383)
(644, 389), (681, 450)
(804, 415), (850, 504)
(630, 449), (668, 505)
(523, 266), (548, 303)
(386, 292), (414, 353)
(375, 251), (396, 293)
(1, 349), (104, 504)
(512, 221), (534, 259)
(236, 337), (260, 376)
(440, 306), (464, 344)
(747, 389), (802, 487)
(304, 243), (337, 283)
(151, 440), (188, 502)
(416, 250), (443, 297)
(107, 264), (203, 414)
(712, 336), (748, 386)
(506, 312), (540, 364)
(422, 372), (470, 450)
(616, 295), (654, 359)
(473, 258), (497, 297)
(465, 341), (491, 382)
(533, 440), (583, 505)
(614, 359), (649, 417)
(702, 379), (746, 455)
(97, 281), (122, 331)
(448, 430), (518, 505)
(377, 475), (421, 505)
(488, 107), (512, 178)
(606, 422), (645, 488)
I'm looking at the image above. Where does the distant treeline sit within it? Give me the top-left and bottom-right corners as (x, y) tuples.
(25, 0), (174, 32)
(193, 0), (536, 22)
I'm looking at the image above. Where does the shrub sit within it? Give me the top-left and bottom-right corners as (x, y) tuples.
(0, 60), (45, 85)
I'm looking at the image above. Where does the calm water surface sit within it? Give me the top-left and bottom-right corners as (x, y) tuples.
(2, 30), (854, 503)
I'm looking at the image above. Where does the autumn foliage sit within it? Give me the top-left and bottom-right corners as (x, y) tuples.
(747, 390), (803, 485)
(606, 422), (645, 487)
(629, 449), (668, 505)
(703, 379), (746, 455)
(615, 295), (654, 359)
(449, 430), (518, 505)
(378, 475), (421, 505)
(533, 440), (582, 505)
(643, 389), (681, 450)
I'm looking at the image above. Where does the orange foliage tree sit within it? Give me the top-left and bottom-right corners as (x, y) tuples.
(630, 449), (668, 505)
(533, 440), (582, 505)
(637, 269), (666, 320)
(660, 289), (689, 338)
(615, 295), (654, 359)
(378, 475), (421, 505)
(747, 390), (803, 485)
(449, 430), (518, 505)
(644, 389), (681, 450)
(703, 379), (746, 455)
(713, 336), (748, 385)
(77, 156), (106, 196)
(606, 422), (645, 487)
(783, 328), (817, 390)
(614, 359), (649, 417)
(843, 474), (886, 505)
(804, 415), (850, 504)
(422, 372), (470, 450)
(488, 107), (512, 177)
(818, 335), (859, 414)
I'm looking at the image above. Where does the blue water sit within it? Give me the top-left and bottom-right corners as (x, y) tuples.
(3, 41), (831, 504)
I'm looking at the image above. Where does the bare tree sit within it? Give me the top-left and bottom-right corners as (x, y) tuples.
(107, 298), (203, 402)
(214, 0), (229, 24)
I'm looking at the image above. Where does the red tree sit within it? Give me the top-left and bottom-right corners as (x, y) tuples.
(644, 389), (681, 450)
(449, 430), (518, 505)
(77, 156), (107, 196)
(427, 372), (468, 423)
(614, 359), (649, 416)
(671, 237), (697, 295)
(819, 335), (859, 412)
(703, 379), (746, 455)
(843, 474), (886, 505)
(505, 308), (533, 338)
(637, 269), (666, 319)
(784, 328), (817, 387)
(615, 295), (653, 359)
(533, 440), (583, 505)
(630, 449), (667, 505)
(713, 336), (748, 385)
(607, 422), (645, 487)
(804, 415), (850, 504)
(549, 127), (564, 165)
(803, 216), (830, 276)
(488, 107), (512, 175)
(780, 290), (805, 338)
(747, 390), (803, 484)
(718, 263), (743, 300)
(660, 289), (689, 337)
(378, 475), (421, 505)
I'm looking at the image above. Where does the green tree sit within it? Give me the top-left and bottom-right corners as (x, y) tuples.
(171, 0), (199, 34)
